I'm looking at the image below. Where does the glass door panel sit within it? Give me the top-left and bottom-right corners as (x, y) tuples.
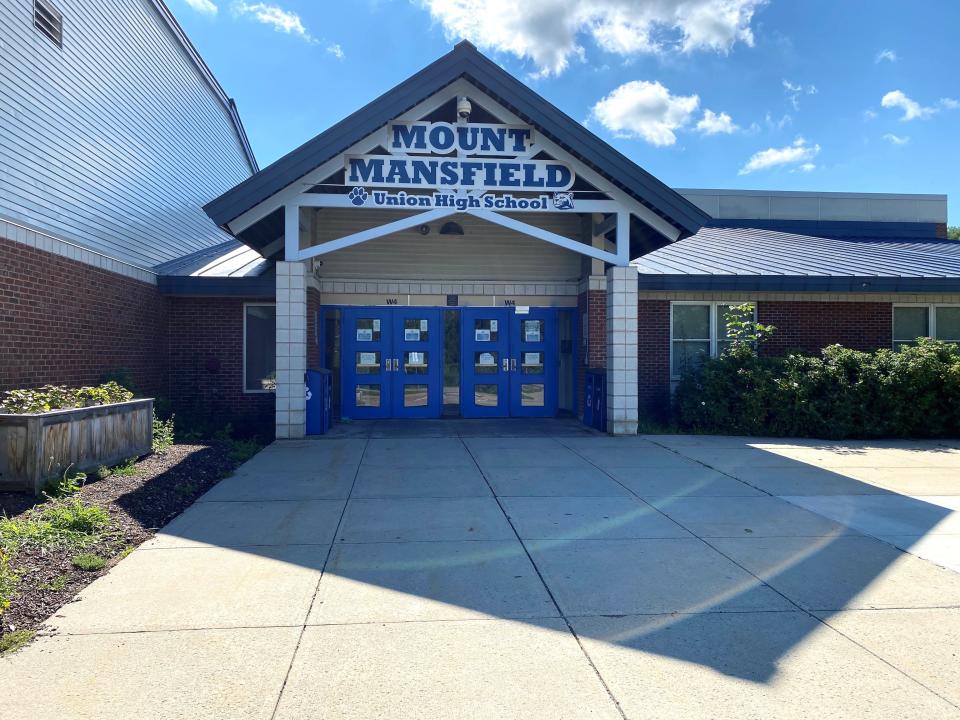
(509, 309), (558, 417)
(390, 308), (442, 418)
(342, 307), (392, 419)
(461, 308), (511, 417)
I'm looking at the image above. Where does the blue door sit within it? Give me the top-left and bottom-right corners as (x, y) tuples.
(341, 307), (442, 420)
(390, 308), (442, 419)
(509, 308), (558, 418)
(461, 308), (511, 417)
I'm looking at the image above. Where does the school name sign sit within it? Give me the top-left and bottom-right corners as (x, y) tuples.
(345, 121), (575, 192)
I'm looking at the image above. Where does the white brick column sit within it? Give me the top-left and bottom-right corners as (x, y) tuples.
(605, 265), (639, 435)
(275, 261), (307, 439)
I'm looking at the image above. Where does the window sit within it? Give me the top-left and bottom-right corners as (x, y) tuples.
(893, 305), (960, 349)
(244, 304), (276, 392)
(671, 302), (755, 379)
(34, 0), (63, 47)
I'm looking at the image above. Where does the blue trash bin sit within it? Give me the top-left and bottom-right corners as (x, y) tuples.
(584, 369), (606, 432)
(306, 369), (332, 435)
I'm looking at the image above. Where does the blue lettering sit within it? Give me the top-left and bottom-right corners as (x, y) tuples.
(460, 161), (482, 187)
(507, 128), (532, 153)
(391, 124), (427, 152)
(456, 126), (479, 152)
(410, 160), (437, 185)
(347, 158), (384, 184)
(428, 124), (456, 152)
(439, 161), (458, 186)
(479, 127), (506, 153)
(546, 164), (572, 189)
(522, 163), (545, 188)
(499, 163), (522, 187)
(385, 159), (412, 184)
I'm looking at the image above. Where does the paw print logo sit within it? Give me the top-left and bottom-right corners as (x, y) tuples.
(552, 191), (574, 210)
(348, 186), (368, 206)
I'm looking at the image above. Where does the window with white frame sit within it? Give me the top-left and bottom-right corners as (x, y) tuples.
(893, 304), (960, 349)
(244, 304), (276, 392)
(671, 302), (755, 379)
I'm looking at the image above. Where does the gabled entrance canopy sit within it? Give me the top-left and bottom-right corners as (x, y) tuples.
(204, 42), (709, 266)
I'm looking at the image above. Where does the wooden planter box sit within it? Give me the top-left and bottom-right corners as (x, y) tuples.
(0, 399), (153, 494)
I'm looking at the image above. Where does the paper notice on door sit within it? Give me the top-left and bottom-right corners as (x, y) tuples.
(359, 352), (377, 366)
(475, 329), (491, 342)
(524, 352), (540, 365)
(524, 322), (541, 342)
(356, 328), (373, 341)
(420, 319), (428, 331)
(478, 352), (495, 366)
(404, 329), (421, 341)
(489, 320), (498, 331)
(407, 352), (425, 366)
(373, 319), (381, 331)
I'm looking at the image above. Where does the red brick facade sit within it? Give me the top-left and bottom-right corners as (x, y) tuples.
(637, 299), (671, 420)
(758, 302), (892, 355)
(164, 297), (275, 422)
(307, 288), (322, 370)
(0, 236), (166, 397)
(576, 288), (607, 416)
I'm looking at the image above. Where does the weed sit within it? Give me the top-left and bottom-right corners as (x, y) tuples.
(117, 545), (136, 561)
(0, 630), (34, 656)
(111, 458), (139, 477)
(227, 438), (261, 464)
(71, 554), (106, 571)
(153, 412), (175, 453)
(174, 481), (198, 499)
(43, 499), (109, 535)
(93, 465), (112, 480)
(0, 550), (17, 613)
(44, 465), (86, 498)
(37, 574), (67, 592)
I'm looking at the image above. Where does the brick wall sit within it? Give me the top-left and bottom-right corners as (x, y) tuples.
(577, 288), (607, 416)
(307, 287), (321, 369)
(165, 297), (275, 423)
(637, 299), (671, 421)
(758, 302), (892, 355)
(0, 236), (166, 396)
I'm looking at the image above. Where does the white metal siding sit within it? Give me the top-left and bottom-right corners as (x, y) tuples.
(309, 211), (584, 282)
(0, 0), (252, 267)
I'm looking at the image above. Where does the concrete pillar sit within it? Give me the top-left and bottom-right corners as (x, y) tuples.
(605, 265), (638, 435)
(275, 261), (307, 439)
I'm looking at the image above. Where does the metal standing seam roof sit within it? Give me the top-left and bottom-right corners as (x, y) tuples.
(203, 41), (710, 238)
(153, 240), (269, 277)
(633, 227), (960, 292)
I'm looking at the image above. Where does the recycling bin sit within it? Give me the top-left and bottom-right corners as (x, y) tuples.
(584, 369), (606, 432)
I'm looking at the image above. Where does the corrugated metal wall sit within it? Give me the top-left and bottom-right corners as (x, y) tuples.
(0, 0), (253, 267)
(307, 210), (585, 282)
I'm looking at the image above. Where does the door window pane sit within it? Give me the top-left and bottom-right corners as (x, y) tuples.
(356, 318), (381, 342)
(356, 384), (381, 407)
(473, 319), (499, 342)
(474, 384), (498, 406)
(672, 341), (710, 377)
(403, 351), (429, 374)
(355, 351), (381, 374)
(521, 351), (543, 374)
(521, 319), (544, 343)
(893, 306), (929, 348)
(673, 304), (710, 340)
(403, 318), (429, 341)
(521, 383), (545, 406)
(936, 307), (960, 342)
(244, 304), (276, 392)
(404, 384), (428, 407)
(474, 351), (498, 374)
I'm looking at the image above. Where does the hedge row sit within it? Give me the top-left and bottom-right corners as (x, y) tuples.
(674, 339), (960, 439)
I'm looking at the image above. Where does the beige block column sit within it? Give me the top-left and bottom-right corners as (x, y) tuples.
(605, 265), (639, 435)
(275, 261), (307, 439)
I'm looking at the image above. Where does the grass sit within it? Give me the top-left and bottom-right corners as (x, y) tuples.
(37, 574), (67, 592)
(226, 438), (261, 464)
(0, 630), (35, 656)
(110, 458), (139, 477)
(0, 550), (16, 613)
(71, 553), (107, 571)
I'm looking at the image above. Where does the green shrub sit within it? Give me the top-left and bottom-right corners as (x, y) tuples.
(44, 466), (86, 498)
(0, 382), (133, 414)
(152, 412), (175, 453)
(111, 458), (139, 477)
(675, 338), (960, 438)
(71, 553), (106, 571)
(43, 498), (110, 535)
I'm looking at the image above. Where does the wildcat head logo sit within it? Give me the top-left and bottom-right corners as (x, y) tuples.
(552, 191), (574, 210)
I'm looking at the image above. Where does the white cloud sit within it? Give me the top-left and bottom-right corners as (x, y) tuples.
(184, 0), (218, 13)
(327, 43), (345, 60)
(765, 112), (792, 130)
(882, 133), (910, 145)
(232, 2), (315, 42)
(782, 79), (817, 110)
(739, 136), (820, 174)
(419, 0), (765, 77)
(941, 97), (960, 110)
(696, 109), (738, 135)
(795, 162), (816, 173)
(863, 108), (878, 121)
(881, 90), (936, 120)
(875, 49), (897, 63)
(591, 80), (699, 146)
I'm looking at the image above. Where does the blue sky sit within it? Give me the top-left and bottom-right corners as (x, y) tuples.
(172, 0), (959, 222)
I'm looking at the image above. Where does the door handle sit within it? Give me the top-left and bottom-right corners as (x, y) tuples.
(502, 358), (509, 372)
(511, 358), (517, 371)
(384, 358), (392, 372)
(393, 358), (400, 372)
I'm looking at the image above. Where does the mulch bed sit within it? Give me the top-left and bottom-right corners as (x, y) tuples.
(0, 442), (249, 642)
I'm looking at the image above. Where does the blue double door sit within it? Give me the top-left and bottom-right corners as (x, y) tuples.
(461, 307), (558, 418)
(342, 307), (442, 419)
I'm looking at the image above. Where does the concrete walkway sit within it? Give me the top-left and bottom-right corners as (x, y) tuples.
(4, 421), (960, 719)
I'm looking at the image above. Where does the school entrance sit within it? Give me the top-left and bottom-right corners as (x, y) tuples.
(332, 305), (575, 420)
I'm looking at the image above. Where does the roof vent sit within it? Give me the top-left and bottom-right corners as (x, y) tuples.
(34, 0), (63, 48)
